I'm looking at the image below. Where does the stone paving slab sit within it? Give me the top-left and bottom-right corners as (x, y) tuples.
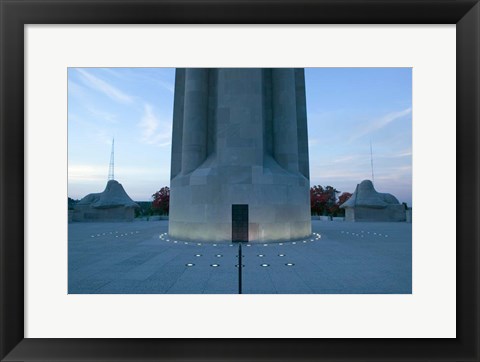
(68, 220), (411, 294)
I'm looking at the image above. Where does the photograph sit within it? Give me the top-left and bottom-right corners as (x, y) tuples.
(68, 67), (412, 294)
(2, 0), (478, 359)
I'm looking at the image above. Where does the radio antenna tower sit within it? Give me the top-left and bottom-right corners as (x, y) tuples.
(108, 138), (115, 181)
(370, 140), (375, 185)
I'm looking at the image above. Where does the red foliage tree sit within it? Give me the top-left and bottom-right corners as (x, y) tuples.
(310, 185), (340, 216)
(338, 192), (352, 206)
(310, 185), (324, 215)
(152, 186), (170, 215)
(330, 192), (353, 217)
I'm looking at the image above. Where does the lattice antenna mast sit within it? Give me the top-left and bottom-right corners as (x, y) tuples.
(370, 140), (375, 185)
(108, 138), (115, 181)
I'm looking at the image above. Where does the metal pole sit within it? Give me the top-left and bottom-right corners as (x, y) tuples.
(108, 138), (115, 181)
(370, 141), (374, 185)
(238, 242), (242, 294)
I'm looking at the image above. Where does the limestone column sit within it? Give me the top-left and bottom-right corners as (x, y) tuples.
(181, 68), (209, 174)
(170, 68), (185, 179)
(294, 69), (310, 179)
(272, 68), (299, 173)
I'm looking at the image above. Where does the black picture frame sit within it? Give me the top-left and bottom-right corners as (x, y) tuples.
(1, 0), (479, 361)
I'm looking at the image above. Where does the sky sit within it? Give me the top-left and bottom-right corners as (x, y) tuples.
(68, 68), (412, 205)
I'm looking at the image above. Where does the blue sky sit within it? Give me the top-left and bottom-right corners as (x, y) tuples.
(68, 68), (412, 205)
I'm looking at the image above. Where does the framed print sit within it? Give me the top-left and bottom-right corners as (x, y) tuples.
(1, 0), (479, 361)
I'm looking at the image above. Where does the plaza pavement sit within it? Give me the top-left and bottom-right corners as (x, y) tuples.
(68, 220), (411, 294)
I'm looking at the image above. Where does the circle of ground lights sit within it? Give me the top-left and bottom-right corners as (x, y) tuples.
(185, 263), (195, 267)
(285, 263), (295, 266)
(210, 264), (220, 267)
(260, 263), (269, 267)
(159, 232), (322, 247)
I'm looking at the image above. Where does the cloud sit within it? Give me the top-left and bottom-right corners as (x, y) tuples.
(100, 68), (175, 94)
(154, 78), (174, 94)
(69, 163), (169, 183)
(136, 69), (175, 93)
(373, 148), (412, 159)
(311, 168), (370, 182)
(329, 154), (363, 164)
(94, 129), (114, 146)
(68, 80), (89, 101)
(310, 154), (411, 190)
(68, 164), (107, 183)
(86, 105), (117, 123)
(76, 69), (134, 104)
(393, 149), (412, 158)
(100, 68), (124, 78)
(350, 107), (412, 142)
(138, 103), (172, 147)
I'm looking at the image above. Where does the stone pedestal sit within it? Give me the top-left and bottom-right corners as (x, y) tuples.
(341, 180), (406, 222)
